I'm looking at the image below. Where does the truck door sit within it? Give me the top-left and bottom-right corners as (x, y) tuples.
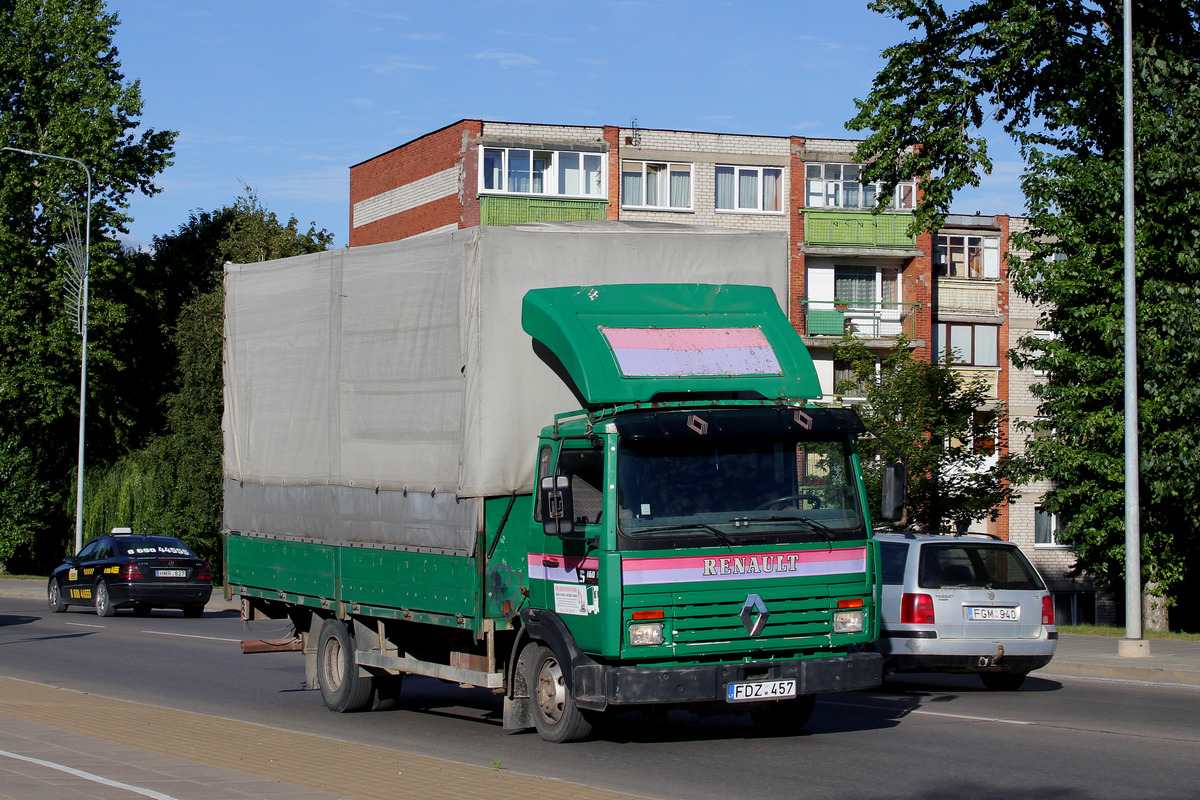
(532, 440), (605, 652)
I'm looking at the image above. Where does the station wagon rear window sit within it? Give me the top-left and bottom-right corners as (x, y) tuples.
(918, 543), (1044, 591)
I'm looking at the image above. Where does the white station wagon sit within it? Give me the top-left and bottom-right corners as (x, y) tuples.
(873, 532), (1057, 690)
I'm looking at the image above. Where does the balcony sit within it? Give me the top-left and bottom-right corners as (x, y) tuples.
(801, 210), (917, 249)
(801, 300), (921, 340)
(938, 277), (999, 315)
(479, 195), (608, 226)
(950, 366), (1000, 399)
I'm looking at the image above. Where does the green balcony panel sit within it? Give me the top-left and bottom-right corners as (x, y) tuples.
(806, 309), (846, 335)
(480, 195), (608, 227)
(802, 210), (917, 248)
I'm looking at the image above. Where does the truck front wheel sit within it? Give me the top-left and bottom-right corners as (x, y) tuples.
(526, 644), (592, 743)
(317, 618), (374, 713)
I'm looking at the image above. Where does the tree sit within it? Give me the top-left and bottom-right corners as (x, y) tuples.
(849, 1), (1200, 626)
(833, 337), (1012, 533)
(0, 0), (176, 570)
(85, 191), (333, 565)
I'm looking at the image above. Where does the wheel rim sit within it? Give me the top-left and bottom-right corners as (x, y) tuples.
(96, 584), (107, 613)
(49, 582), (59, 609)
(534, 655), (567, 725)
(323, 635), (345, 692)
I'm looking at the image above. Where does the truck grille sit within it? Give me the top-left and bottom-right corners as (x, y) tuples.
(668, 584), (840, 655)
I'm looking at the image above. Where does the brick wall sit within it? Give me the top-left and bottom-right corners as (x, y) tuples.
(349, 120), (480, 246)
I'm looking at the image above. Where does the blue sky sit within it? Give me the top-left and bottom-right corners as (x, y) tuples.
(108, 0), (1023, 249)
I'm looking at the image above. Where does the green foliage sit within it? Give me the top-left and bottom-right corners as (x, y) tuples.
(833, 337), (1012, 532)
(853, 1), (1200, 599)
(84, 191), (332, 566)
(0, 0), (176, 569)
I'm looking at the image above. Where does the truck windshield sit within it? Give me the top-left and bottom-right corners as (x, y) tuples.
(616, 432), (865, 546)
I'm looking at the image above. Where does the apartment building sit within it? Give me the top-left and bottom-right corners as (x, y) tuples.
(349, 119), (933, 397)
(347, 119), (1095, 619)
(1003, 217), (1107, 625)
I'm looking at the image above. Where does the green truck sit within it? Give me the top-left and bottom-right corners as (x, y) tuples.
(224, 223), (896, 742)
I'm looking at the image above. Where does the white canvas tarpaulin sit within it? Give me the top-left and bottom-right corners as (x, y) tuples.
(223, 221), (788, 553)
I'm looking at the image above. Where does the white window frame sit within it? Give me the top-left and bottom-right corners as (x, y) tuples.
(1029, 329), (1056, 377)
(934, 322), (999, 367)
(621, 160), (693, 210)
(478, 146), (607, 199)
(805, 162), (915, 211)
(935, 234), (1000, 279)
(1035, 504), (1068, 548)
(715, 165), (785, 214)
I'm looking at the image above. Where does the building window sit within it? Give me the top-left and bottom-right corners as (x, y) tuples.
(480, 147), (605, 198)
(934, 322), (998, 367)
(833, 265), (899, 308)
(1035, 505), (1065, 546)
(621, 161), (692, 209)
(715, 165), (784, 213)
(948, 410), (998, 457)
(805, 163), (914, 210)
(1029, 329), (1056, 377)
(935, 234), (1000, 279)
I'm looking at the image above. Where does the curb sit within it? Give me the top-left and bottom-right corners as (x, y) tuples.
(1040, 662), (1200, 687)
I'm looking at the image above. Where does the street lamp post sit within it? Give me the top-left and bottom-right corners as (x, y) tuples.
(3, 146), (92, 556)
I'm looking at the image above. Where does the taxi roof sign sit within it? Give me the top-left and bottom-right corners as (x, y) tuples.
(521, 284), (822, 406)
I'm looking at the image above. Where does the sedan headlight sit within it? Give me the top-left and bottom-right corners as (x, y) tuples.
(833, 610), (865, 634)
(628, 622), (664, 646)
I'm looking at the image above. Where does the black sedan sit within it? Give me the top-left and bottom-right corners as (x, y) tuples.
(48, 533), (213, 617)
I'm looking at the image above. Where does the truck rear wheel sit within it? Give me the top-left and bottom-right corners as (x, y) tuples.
(317, 618), (374, 712)
(526, 644), (592, 743)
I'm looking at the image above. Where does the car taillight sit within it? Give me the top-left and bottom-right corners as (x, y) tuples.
(1042, 594), (1055, 626)
(901, 593), (935, 624)
(196, 564), (212, 581)
(121, 563), (143, 580)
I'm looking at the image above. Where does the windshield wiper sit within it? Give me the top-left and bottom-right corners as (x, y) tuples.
(625, 523), (739, 547)
(765, 514), (838, 542)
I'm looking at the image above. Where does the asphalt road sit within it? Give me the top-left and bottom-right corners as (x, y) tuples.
(2, 593), (1198, 800)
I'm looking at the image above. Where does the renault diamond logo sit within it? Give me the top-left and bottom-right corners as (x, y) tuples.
(740, 593), (770, 637)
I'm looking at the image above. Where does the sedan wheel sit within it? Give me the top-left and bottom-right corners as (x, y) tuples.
(94, 581), (117, 617)
(48, 579), (67, 613)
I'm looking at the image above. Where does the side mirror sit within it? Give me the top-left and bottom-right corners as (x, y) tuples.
(540, 475), (575, 537)
(881, 462), (906, 522)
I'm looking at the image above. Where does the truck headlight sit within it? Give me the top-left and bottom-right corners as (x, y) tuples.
(628, 622), (664, 646)
(833, 610), (865, 634)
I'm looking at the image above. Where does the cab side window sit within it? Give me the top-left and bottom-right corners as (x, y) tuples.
(560, 447), (604, 525)
(96, 540), (114, 560)
(76, 540), (100, 561)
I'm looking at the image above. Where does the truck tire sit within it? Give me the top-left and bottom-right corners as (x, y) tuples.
(317, 618), (374, 713)
(526, 644), (592, 743)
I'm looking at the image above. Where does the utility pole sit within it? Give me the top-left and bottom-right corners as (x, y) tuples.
(1117, 2), (1148, 658)
(3, 146), (92, 556)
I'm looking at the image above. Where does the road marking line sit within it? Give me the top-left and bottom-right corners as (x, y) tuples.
(910, 709), (1033, 725)
(0, 748), (181, 800)
(64, 622), (105, 628)
(824, 698), (1033, 725)
(141, 630), (241, 643)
